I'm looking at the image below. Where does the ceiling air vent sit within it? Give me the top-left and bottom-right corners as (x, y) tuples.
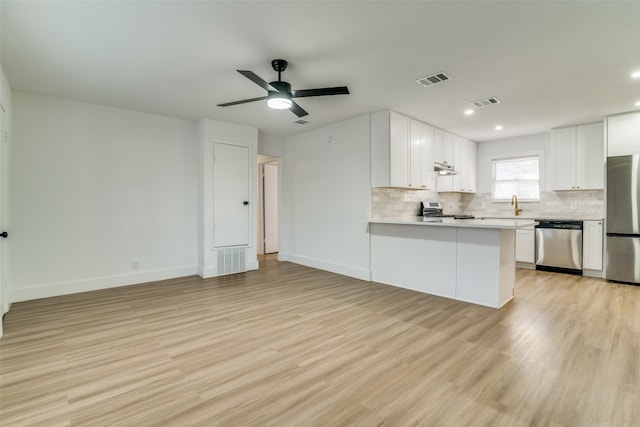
(416, 72), (452, 87)
(470, 97), (501, 108)
(294, 119), (309, 125)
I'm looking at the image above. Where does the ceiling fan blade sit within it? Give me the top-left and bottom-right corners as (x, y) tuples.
(217, 96), (267, 107)
(291, 86), (350, 98)
(290, 100), (309, 117)
(237, 70), (277, 91)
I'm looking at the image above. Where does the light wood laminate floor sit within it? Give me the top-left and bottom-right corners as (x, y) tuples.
(1, 255), (639, 426)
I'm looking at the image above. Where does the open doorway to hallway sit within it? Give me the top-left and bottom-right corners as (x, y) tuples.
(257, 155), (279, 255)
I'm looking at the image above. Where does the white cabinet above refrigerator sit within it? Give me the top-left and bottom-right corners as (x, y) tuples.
(607, 111), (640, 156)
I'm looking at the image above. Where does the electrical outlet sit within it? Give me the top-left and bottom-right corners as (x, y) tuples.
(130, 261), (139, 270)
(571, 202), (577, 209)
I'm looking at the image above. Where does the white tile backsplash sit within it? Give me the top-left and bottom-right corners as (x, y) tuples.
(371, 188), (437, 219)
(460, 191), (604, 219)
(371, 188), (604, 220)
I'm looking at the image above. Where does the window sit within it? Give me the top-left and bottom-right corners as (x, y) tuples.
(492, 156), (540, 201)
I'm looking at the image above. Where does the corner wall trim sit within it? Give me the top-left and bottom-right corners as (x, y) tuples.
(283, 253), (371, 281)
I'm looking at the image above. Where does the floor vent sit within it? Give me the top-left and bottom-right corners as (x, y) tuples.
(416, 72), (452, 87)
(217, 247), (247, 275)
(470, 97), (501, 108)
(294, 119), (309, 124)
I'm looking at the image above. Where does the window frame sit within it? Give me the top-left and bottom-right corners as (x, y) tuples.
(491, 152), (543, 202)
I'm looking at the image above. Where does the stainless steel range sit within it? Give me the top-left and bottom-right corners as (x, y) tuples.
(420, 201), (474, 220)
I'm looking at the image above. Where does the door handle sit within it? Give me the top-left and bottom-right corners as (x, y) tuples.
(0, 231), (7, 238)
(243, 201), (249, 206)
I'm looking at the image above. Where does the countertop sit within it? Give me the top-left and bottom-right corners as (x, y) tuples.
(480, 216), (604, 221)
(370, 217), (536, 229)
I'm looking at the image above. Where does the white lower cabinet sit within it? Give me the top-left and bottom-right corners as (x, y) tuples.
(515, 226), (535, 263)
(583, 220), (603, 271)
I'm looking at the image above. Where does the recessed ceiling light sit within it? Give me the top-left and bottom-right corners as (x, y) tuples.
(632, 71), (640, 78)
(635, 101), (640, 107)
(495, 125), (504, 131)
(464, 109), (474, 116)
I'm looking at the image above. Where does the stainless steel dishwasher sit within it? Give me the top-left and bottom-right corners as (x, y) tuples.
(535, 220), (583, 275)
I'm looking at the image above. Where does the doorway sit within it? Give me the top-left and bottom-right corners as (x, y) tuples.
(257, 155), (279, 255)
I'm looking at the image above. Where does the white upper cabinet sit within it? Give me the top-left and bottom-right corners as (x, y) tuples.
(434, 128), (454, 165)
(453, 137), (477, 193)
(551, 122), (604, 191)
(607, 111), (640, 157)
(371, 111), (434, 189)
(437, 133), (477, 193)
(389, 112), (411, 187)
(412, 119), (435, 189)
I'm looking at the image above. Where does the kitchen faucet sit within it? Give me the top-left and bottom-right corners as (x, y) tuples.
(511, 194), (523, 216)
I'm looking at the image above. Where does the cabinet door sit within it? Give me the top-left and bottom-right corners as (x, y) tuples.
(434, 128), (453, 165)
(389, 112), (411, 187)
(551, 127), (577, 190)
(452, 136), (465, 192)
(417, 121), (435, 189)
(466, 139), (477, 193)
(515, 228), (535, 263)
(452, 138), (477, 193)
(410, 120), (422, 188)
(583, 220), (603, 270)
(213, 142), (250, 247)
(608, 112), (640, 157)
(576, 122), (604, 190)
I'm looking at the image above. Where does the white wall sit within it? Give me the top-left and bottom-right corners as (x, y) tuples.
(477, 132), (551, 193)
(9, 93), (198, 301)
(258, 131), (284, 157)
(281, 114), (371, 280)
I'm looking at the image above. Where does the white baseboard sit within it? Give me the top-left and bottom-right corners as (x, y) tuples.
(583, 269), (604, 279)
(10, 265), (199, 303)
(516, 262), (535, 270)
(198, 259), (258, 279)
(198, 265), (217, 278)
(283, 253), (371, 281)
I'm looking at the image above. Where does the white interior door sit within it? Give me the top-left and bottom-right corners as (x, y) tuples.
(213, 142), (250, 247)
(263, 162), (278, 254)
(0, 105), (7, 324)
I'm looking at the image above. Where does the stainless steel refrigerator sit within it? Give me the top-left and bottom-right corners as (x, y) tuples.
(606, 154), (640, 284)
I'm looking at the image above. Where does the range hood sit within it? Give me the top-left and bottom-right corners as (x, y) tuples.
(434, 162), (459, 176)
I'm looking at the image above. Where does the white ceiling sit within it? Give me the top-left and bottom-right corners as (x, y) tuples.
(2, 1), (639, 142)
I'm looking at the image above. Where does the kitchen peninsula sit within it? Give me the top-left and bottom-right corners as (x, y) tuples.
(370, 218), (536, 308)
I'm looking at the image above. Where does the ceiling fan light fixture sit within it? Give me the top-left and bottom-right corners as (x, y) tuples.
(267, 91), (292, 109)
